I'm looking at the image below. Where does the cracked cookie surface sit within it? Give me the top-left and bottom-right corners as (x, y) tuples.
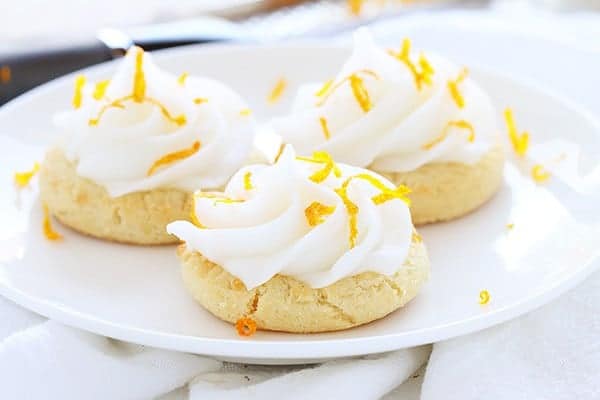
(177, 238), (429, 333)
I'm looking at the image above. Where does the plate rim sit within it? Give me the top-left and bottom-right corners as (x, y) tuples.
(1, 41), (600, 362)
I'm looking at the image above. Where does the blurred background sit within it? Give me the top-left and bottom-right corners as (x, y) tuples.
(1, 0), (599, 104)
(2, 0), (600, 50)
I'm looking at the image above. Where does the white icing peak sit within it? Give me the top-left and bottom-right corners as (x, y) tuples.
(167, 145), (415, 289)
(269, 28), (498, 172)
(55, 47), (256, 197)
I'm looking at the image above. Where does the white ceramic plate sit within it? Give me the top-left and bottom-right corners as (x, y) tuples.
(1, 36), (600, 364)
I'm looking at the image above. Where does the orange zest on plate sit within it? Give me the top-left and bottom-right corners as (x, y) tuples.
(147, 141), (201, 176)
(236, 317), (257, 337)
(531, 164), (551, 183)
(43, 204), (63, 241)
(504, 108), (529, 157)
(268, 77), (287, 103)
(177, 72), (189, 86)
(479, 290), (490, 305)
(14, 162), (40, 188)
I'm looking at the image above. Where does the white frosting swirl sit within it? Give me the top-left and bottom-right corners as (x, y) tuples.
(269, 29), (498, 173)
(54, 48), (256, 197)
(167, 146), (414, 289)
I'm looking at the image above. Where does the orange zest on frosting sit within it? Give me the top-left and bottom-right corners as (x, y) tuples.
(268, 77), (287, 103)
(190, 195), (206, 228)
(349, 74), (373, 112)
(14, 162), (40, 188)
(132, 47), (146, 102)
(239, 108), (252, 116)
(43, 204), (62, 241)
(305, 202), (336, 226)
(315, 79), (334, 97)
(92, 80), (110, 100)
(316, 69), (380, 110)
(236, 317), (257, 337)
(244, 171), (253, 190)
(196, 192), (244, 205)
(335, 181), (360, 249)
(422, 120), (475, 150)
(297, 151), (342, 183)
(319, 116), (331, 140)
(89, 48), (187, 127)
(72, 75), (86, 109)
(479, 290), (490, 305)
(504, 108), (529, 157)
(177, 72), (188, 86)
(447, 67), (468, 108)
(147, 141), (201, 176)
(506, 223), (514, 230)
(352, 173), (411, 206)
(389, 39), (435, 90)
(194, 97), (208, 105)
(531, 164), (551, 183)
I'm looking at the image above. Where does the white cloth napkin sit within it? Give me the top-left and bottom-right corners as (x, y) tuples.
(2, 10), (600, 400)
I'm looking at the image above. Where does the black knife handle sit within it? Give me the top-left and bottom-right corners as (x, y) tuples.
(0, 42), (113, 105)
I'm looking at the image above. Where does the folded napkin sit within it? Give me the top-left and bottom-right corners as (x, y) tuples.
(1, 270), (598, 399)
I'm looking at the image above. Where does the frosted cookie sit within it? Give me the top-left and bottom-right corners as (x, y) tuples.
(269, 29), (504, 224)
(39, 47), (257, 244)
(168, 146), (430, 333)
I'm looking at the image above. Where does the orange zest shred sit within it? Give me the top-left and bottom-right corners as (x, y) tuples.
(504, 108), (529, 157)
(194, 97), (208, 105)
(335, 182), (360, 249)
(89, 48), (187, 127)
(240, 108), (252, 116)
(43, 204), (62, 241)
(132, 47), (146, 102)
(305, 202), (336, 227)
(177, 72), (188, 86)
(351, 173), (411, 206)
(144, 97), (187, 126)
(319, 116), (331, 140)
(268, 77), (287, 103)
(389, 39), (435, 90)
(14, 162), (40, 187)
(244, 171), (253, 190)
(297, 151), (342, 183)
(422, 120), (475, 150)
(506, 223), (515, 230)
(447, 67), (468, 108)
(412, 231), (422, 243)
(349, 74), (373, 112)
(315, 79), (334, 97)
(92, 80), (110, 100)
(236, 316), (257, 337)
(147, 141), (201, 176)
(196, 192), (244, 205)
(316, 69), (380, 109)
(531, 164), (551, 183)
(479, 290), (490, 305)
(274, 143), (286, 163)
(72, 75), (86, 109)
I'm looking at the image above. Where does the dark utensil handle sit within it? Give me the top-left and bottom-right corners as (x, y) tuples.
(0, 41), (113, 105)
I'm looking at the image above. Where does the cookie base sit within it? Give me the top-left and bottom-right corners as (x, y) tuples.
(178, 239), (429, 333)
(381, 145), (505, 225)
(39, 148), (192, 245)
